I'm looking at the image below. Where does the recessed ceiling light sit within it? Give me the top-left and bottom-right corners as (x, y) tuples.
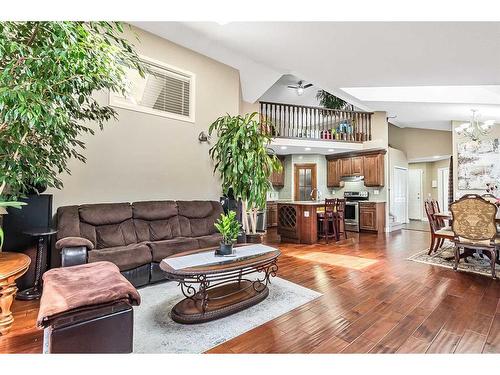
(304, 147), (311, 151)
(328, 149), (334, 152)
(298, 156), (303, 160)
(433, 155), (440, 159)
(280, 146), (287, 150)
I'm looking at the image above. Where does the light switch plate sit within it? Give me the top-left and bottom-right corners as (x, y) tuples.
(304, 211), (310, 217)
(373, 190), (379, 195)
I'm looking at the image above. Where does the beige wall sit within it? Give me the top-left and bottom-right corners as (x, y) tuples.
(389, 124), (452, 161)
(409, 159), (450, 213)
(47, 26), (240, 210)
(239, 99), (259, 115)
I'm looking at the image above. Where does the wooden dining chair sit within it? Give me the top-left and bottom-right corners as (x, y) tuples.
(318, 198), (337, 243)
(450, 194), (499, 279)
(424, 199), (454, 255)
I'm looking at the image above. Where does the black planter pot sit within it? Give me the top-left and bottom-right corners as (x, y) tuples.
(236, 230), (247, 244)
(216, 242), (234, 256)
(246, 232), (264, 244)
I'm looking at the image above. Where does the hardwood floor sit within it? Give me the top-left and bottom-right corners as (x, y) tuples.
(1, 229), (500, 354)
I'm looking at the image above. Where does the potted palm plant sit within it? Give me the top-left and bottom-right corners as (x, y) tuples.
(214, 211), (241, 256)
(209, 112), (281, 242)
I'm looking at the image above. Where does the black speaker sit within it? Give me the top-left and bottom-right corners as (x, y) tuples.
(3, 194), (53, 290)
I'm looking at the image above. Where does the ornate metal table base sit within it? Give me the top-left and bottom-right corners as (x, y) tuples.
(170, 259), (278, 324)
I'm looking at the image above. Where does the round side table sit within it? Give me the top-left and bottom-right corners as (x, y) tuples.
(16, 227), (57, 301)
(0, 252), (31, 335)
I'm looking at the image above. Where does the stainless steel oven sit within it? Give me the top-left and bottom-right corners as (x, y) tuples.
(344, 202), (359, 232)
(344, 191), (369, 232)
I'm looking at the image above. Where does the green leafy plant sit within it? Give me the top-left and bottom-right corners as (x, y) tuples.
(0, 200), (26, 249)
(209, 112), (281, 235)
(316, 90), (354, 111)
(0, 21), (144, 200)
(214, 211), (241, 245)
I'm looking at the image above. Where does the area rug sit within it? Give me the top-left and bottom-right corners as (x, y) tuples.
(408, 241), (495, 277)
(133, 277), (322, 353)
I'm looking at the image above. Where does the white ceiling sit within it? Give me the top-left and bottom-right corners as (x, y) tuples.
(133, 22), (500, 131)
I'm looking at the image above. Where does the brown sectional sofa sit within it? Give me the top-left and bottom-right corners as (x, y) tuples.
(56, 200), (223, 287)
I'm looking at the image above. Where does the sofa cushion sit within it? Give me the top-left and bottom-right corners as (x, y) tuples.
(88, 243), (152, 271)
(95, 219), (137, 249)
(132, 201), (178, 220)
(79, 203), (132, 226)
(133, 201), (181, 242)
(147, 238), (199, 262)
(196, 234), (223, 249)
(177, 201), (223, 237)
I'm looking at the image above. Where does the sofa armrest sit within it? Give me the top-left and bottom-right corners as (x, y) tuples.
(61, 247), (88, 268)
(56, 236), (95, 250)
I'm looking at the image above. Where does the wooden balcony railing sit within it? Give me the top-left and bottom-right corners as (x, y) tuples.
(260, 101), (372, 142)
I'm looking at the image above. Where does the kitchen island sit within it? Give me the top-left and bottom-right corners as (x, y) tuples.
(277, 201), (340, 244)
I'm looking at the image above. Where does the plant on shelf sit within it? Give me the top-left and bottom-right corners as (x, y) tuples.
(0, 21), (144, 243)
(214, 211), (241, 255)
(209, 112), (281, 238)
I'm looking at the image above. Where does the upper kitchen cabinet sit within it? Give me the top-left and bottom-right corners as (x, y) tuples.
(270, 155), (285, 187)
(326, 149), (385, 187)
(363, 152), (385, 187)
(340, 158), (352, 177)
(351, 156), (364, 176)
(327, 159), (341, 187)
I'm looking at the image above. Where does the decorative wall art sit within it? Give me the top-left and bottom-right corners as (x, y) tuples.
(457, 138), (500, 190)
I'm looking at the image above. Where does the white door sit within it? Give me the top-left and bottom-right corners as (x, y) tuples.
(393, 167), (408, 224)
(408, 169), (423, 220)
(438, 167), (450, 213)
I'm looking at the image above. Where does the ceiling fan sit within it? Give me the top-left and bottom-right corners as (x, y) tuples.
(287, 80), (313, 96)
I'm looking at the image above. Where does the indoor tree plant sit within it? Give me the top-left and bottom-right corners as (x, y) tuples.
(209, 112), (281, 241)
(316, 90), (354, 110)
(214, 211), (241, 256)
(0, 21), (144, 244)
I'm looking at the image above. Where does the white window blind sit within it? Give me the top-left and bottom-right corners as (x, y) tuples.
(109, 56), (195, 122)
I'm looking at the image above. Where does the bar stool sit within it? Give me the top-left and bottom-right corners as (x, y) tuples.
(318, 198), (337, 243)
(334, 198), (347, 241)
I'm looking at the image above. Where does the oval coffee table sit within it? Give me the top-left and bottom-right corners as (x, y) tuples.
(160, 244), (280, 324)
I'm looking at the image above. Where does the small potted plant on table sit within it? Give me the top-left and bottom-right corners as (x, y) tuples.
(214, 211), (241, 256)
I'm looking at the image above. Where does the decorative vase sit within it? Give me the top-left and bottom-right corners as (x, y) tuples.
(216, 242), (234, 256)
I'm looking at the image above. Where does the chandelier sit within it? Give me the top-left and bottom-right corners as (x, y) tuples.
(454, 109), (495, 141)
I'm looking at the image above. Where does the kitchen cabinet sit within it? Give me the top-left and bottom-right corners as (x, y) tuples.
(266, 201), (278, 227)
(359, 202), (385, 233)
(270, 156), (285, 187)
(327, 159), (341, 187)
(326, 149), (385, 187)
(363, 153), (384, 187)
(351, 156), (364, 176)
(340, 158), (352, 177)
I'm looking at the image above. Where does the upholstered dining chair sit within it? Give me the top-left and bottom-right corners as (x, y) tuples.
(449, 194), (499, 279)
(424, 199), (454, 255)
(481, 193), (498, 204)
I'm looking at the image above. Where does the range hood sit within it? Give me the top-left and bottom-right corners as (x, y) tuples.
(341, 175), (365, 182)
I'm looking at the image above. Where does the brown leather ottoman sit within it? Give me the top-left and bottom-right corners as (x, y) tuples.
(37, 261), (140, 353)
